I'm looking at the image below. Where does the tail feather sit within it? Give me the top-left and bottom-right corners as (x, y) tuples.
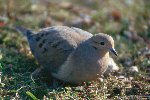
(15, 26), (33, 39)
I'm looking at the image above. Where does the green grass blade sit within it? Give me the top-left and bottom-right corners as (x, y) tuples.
(26, 91), (39, 100)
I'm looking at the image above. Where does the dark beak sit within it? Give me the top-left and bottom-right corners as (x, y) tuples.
(109, 48), (118, 56)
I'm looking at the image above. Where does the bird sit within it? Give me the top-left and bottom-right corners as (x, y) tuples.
(15, 26), (118, 84)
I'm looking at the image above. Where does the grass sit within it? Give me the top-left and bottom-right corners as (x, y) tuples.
(0, 0), (150, 99)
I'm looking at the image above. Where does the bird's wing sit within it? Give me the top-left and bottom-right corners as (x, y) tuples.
(29, 26), (87, 73)
(16, 26), (93, 74)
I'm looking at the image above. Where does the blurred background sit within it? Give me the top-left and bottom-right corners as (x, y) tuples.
(0, 0), (149, 33)
(0, 0), (150, 99)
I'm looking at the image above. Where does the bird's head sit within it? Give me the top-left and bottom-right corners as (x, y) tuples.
(89, 33), (118, 56)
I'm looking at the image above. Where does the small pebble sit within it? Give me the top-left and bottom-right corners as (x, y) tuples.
(129, 77), (134, 80)
(118, 75), (125, 79)
(98, 78), (104, 82)
(129, 66), (139, 73)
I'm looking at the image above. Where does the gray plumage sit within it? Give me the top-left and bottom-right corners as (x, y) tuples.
(16, 26), (118, 83)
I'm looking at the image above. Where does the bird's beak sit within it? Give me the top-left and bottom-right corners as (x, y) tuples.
(109, 48), (118, 56)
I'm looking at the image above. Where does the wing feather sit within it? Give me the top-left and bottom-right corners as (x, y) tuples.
(28, 26), (93, 74)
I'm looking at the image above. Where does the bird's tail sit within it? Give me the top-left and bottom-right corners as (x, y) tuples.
(15, 26), (34, 40)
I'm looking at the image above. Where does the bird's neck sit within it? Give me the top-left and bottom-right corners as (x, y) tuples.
(97, 49), (109, 58)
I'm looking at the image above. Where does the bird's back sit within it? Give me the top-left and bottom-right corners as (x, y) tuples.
(25, 26), (93, 74)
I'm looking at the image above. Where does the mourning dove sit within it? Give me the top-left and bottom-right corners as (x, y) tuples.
(16, 26), (118, 83)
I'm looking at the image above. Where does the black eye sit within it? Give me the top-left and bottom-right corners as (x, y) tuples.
(100, 42), (105, 45)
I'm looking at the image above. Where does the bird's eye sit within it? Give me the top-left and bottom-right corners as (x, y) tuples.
(100, 42), (105, 45)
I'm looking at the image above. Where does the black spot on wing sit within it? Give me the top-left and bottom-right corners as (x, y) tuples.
(51, 44), (58, 48)
(39, 43), (43, 48)
(42, 39), (46, 44)
(36, 37), (41, 41)
(42, 48), (48, 53)
(47, 39), (75, 53)
(41, 33), (44, 37)
(38, 38), (47, 48)
(48, 41), (52, 44)
(45, 32), (49, 36)
(51, 40), (62, 48)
